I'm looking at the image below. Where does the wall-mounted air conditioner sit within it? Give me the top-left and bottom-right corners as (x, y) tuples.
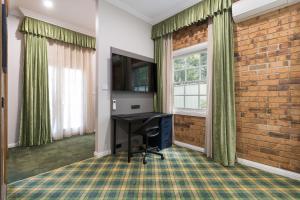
(232, 0), (300, 23)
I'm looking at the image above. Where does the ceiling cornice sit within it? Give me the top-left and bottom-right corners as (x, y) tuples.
(19, 7), (96, 36)
(103, 0), (152, 24)
(150, 0), (201, 25)
(104, 0), (202, 25)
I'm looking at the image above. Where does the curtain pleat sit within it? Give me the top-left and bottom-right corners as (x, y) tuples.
(20, 17), (96, 49)
(154, 34), (173, 113)
(154, 37), (164, 112)
(162, 34), (173, 114)
(205, 20), (214, 158)
(212, 10), (236, 166)
(152, 0), (232, 39)
(19, 34), (52, 146)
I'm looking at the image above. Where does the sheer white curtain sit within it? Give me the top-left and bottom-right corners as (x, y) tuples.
(205, 20), (213, 158)
(47, 40), (96, 140)
(162, 34), (173, 113)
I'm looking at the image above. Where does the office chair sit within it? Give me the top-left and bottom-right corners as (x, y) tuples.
(132, 115), (164, 164)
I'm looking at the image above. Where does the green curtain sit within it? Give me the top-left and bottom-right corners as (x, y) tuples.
(154, 34), (173, 113)
(19, 34), (52, 146)
(153, 36), (164, 112)
(20, 17), (96, 49)
(212, 10), (236, 166)
(152, 0), (232, 39)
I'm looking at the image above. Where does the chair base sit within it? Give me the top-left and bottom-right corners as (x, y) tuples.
(132, 146), (164, 164)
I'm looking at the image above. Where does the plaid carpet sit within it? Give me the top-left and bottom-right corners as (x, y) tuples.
(8, 146), (300, 200)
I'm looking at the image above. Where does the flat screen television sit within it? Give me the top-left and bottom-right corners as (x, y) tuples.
(112, 53), (157, 93)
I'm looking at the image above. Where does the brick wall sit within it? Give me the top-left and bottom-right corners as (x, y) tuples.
(235, 4), (300, 173)
(173, 21), (208, 148)
(173, 22), (208, 51)
(174, 115), (206, 147)
(172, 4), (300, 173)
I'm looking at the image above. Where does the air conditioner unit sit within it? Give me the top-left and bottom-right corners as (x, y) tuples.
(232, 0), (300, 23)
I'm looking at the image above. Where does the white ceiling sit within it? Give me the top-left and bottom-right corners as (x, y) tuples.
(9, 0), (96, 34)
(105, 0), (202, 25)
(9, 0), (202, 35)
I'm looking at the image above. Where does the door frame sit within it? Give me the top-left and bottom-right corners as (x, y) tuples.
(0, 0), (9, 199)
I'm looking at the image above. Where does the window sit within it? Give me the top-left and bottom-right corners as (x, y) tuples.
(47, 41), (96, 140)
(48, 67), (84, 132)
(173, 43), (208, 116)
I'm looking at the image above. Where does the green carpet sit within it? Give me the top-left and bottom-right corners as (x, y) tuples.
(8, 146), (300, 200)
(8, 134), (95, 183)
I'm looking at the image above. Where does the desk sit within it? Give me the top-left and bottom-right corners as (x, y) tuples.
(111, 112), (172, 163)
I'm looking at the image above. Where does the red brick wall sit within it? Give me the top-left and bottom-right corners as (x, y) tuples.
(173, 22), (208, 51)
(172, 4), (300, 173)
(174, 115), (206, 147)
(173, 21), (208, 148)
(235, 4), (300, 173)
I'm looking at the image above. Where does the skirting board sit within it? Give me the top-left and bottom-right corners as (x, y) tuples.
(174, 140), (300, 181)
(174, 140), (205, 153)
(237, 158), (300, 181)
(8, 143), (18, 148)
(94, 150), (111, 158)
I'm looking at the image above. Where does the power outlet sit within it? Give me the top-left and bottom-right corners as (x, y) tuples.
(131, 105), (140, 110)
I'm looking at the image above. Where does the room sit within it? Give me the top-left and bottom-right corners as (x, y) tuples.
(0, 0), (300, 199)
(3, 0), (97, 184)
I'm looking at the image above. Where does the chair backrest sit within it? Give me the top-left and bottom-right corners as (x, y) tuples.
(132, 115), (162, 135)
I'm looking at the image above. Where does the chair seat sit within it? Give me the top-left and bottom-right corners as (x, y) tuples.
(134, 126), (160, 138)
(145, 126), (160, 137)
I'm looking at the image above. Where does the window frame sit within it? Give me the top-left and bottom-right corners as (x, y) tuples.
(172, 42), (208, 117)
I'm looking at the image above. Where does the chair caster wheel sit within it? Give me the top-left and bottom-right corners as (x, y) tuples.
(161, 156), (165, 160)
(143, 159), (147, 164)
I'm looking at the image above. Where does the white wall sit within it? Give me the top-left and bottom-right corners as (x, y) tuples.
(8, 15), (23, 147)
(95, 0), (154, 155)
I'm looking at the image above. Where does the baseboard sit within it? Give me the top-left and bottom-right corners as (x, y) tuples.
(237, 158), (300, 180)
(174, 140), (300, 180)
(94, 150), (111, 158)
(8, 143), (18, 148)
(174, 140), (205, 153)
(1, 184), (6, 199)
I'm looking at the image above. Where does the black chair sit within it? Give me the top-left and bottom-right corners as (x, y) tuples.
(132, 115), (165, 164)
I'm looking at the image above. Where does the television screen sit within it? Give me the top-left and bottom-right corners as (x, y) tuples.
(112, 53), (157, 93)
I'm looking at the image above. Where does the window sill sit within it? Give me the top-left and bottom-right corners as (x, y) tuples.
(174, 110), (207, 118)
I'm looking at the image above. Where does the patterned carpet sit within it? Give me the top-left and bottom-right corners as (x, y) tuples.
(8, 134), (95, 183)
(8, 146), (300, 200)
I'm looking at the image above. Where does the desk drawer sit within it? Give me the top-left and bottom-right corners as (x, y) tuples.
(160, 116), (172, 149)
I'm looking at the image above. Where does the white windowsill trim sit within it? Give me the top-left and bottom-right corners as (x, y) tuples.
(174, 110), (207, 118)
(173, 42), (208, 57)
